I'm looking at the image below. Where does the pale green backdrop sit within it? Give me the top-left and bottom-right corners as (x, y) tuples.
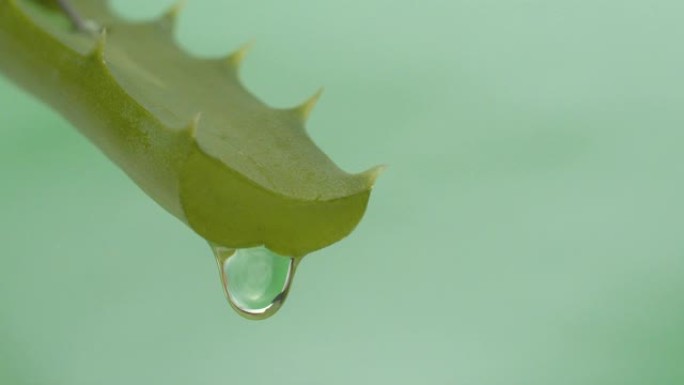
(1, 0), (683, 384)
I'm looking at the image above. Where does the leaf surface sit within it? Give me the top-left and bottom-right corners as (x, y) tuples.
(0, 0), (382, 257)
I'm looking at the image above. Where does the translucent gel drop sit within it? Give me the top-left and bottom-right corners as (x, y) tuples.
(211, 245), (296, 320)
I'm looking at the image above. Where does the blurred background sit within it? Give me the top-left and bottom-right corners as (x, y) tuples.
(2, 0), (684, 383)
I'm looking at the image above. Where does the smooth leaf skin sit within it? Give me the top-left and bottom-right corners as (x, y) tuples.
(0, 0), (381, 257)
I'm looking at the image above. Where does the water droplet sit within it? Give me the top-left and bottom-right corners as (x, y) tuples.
(211, 244), (297, 320)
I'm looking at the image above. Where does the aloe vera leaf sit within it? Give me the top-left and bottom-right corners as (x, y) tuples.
(0, 0), (382, 257)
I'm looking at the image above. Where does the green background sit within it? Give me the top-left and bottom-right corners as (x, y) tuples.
(2, 0), (684, 383)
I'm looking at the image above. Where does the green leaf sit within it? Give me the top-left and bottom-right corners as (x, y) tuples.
(0, 0), (383, 257)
